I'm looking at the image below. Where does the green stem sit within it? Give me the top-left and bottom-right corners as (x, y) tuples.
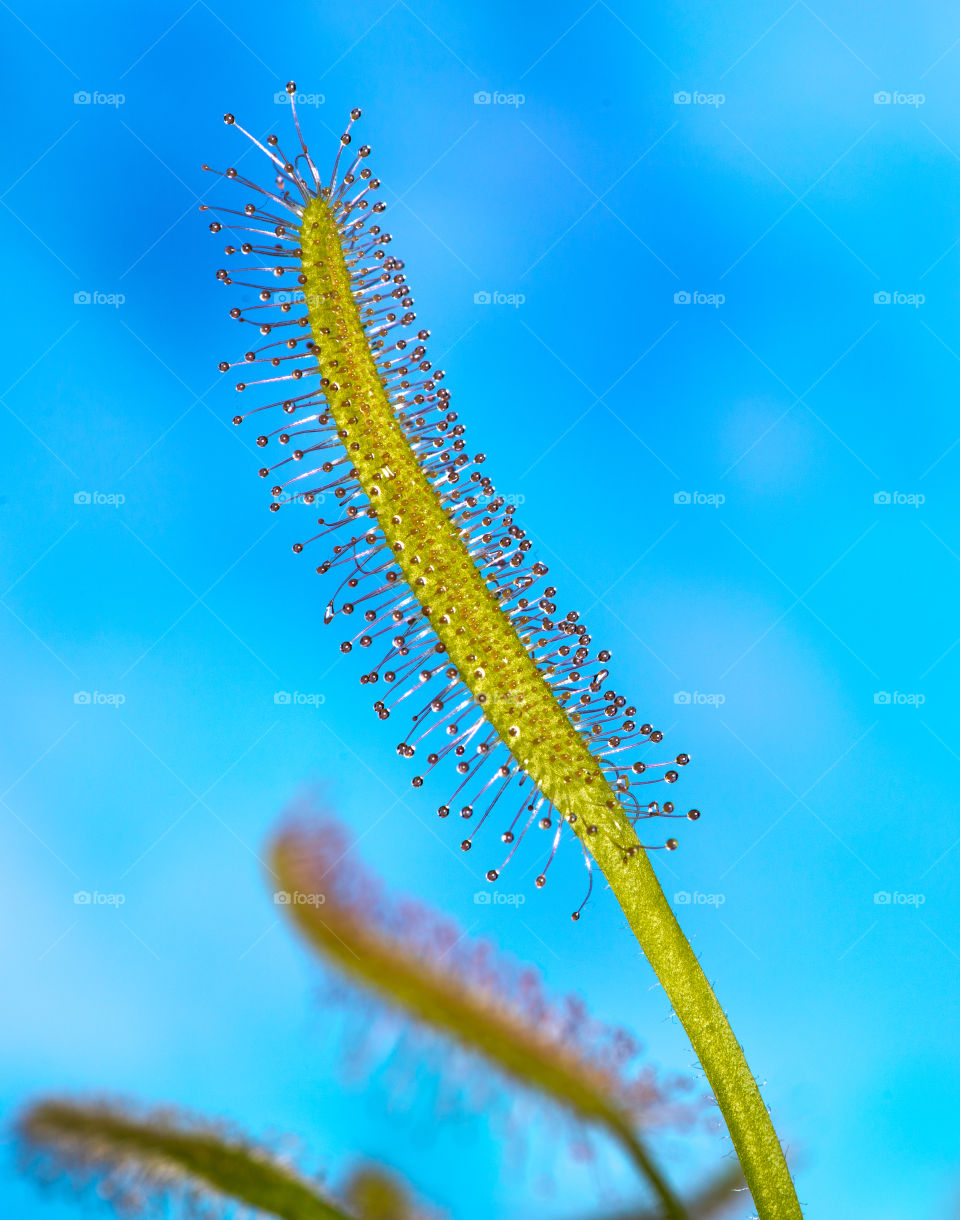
(585, 834), (802, 1219)
(609, 1119), (693, 1220)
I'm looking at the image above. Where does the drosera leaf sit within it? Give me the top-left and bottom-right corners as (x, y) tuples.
(205, 90), (802, 1220)
(271, 820), (695, 1220)
(17, 1098), (353, 1220)
(205, 89), (694, 912)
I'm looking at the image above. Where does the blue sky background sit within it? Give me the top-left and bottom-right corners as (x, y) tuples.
(1, 1), (958, 1217)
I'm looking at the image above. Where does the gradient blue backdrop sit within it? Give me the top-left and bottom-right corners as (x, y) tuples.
(1, 2), (958, 1217)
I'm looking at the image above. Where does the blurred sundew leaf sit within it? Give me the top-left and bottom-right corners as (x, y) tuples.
(343, 1165), (418, 1220)
(17, 1098), (353, 1220)
(271, 821), (701, 1219)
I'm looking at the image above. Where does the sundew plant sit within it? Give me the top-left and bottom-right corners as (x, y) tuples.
(16, 86), (802, 1220)
(202, 87), (802, 1218)
(18, 812), (743, 1220)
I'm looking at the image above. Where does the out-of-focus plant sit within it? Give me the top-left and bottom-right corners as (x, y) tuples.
(16, 820), (748, 1220)
(273, 820), (698, 1217)
(16, 1099), (354, 1220)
